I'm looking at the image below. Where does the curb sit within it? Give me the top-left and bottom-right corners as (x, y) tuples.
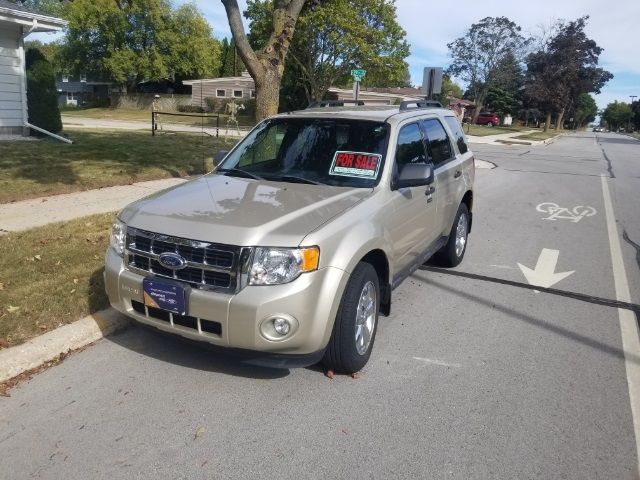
(0, 308), (129, 383)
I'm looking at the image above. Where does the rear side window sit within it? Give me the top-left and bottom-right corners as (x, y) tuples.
(444, 116), (468, 154)
(395, 123), (427, 169)
(421, 118), (453, 165)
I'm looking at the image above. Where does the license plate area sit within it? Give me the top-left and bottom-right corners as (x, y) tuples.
(143, 277), (188, 315)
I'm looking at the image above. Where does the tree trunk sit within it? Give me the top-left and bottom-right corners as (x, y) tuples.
(555, 107), (565, 131)
(254, 69), (282, 120)
(222, 0), (305, 122)
(544, 112), (552, 132)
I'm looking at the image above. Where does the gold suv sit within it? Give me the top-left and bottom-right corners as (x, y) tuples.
(105, 102), (475, 373)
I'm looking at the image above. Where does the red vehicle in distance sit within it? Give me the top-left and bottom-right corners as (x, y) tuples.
(476, 112), (500, 126)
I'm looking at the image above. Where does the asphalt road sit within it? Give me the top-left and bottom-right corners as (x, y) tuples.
(1, 132), (639, 479)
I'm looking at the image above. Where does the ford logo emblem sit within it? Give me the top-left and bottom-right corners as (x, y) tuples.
(158, 252), (187, 270)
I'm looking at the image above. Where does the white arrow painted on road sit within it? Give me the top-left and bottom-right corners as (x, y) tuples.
(517, 248), (574, 289)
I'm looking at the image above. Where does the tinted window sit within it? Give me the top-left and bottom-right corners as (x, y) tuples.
(220, 118), (389, 187)
(395, 123), (427, 169)
(444, 116), (468, 154)
(421, 119), (452, 165)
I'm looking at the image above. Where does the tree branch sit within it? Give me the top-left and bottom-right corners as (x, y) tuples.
(221, 0), (262, 77)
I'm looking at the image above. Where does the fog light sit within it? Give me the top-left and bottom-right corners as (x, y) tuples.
(273, 317), (291, 336)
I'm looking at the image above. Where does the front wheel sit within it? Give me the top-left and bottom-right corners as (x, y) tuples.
(433, 203), (470, 267)
(323, 262), (380, 374)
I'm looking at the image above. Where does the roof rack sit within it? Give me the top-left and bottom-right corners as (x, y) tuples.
(307, 100), (365, 108)
(399, 100), (443, 111)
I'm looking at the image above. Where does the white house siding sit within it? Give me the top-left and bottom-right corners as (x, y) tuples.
(186, 78), (255, 108)
(0, 23), (23, 131)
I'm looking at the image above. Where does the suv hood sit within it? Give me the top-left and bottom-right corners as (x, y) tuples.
(119, 174), (371, 246)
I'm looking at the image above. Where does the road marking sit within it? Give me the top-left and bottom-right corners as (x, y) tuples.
(536, 202), (597, 222)
(412, 357), (461, 368)
(601, 174), (640, 476)
(517, 248), (574, 290)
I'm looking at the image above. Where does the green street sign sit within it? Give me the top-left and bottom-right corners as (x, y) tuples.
(351, 69), (366, 80)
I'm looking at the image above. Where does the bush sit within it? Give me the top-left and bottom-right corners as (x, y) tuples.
(177, 104), (206, 113)
(26, 48), (62, 134)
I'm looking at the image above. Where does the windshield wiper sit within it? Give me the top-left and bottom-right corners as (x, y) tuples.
(262, 174), (324, 185)
(216, 168), (264, 181)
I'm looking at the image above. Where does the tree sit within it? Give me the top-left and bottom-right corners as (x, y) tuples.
(447, 17), (529, 122)
(573, 93), (597, 128)
(219, 37), (246, 77)
(62, 0), (221, 91)
(435, 74), (463, 106)
(17, 0), (65, 17)
(485, 87), (518, 117)
(26, 47), (62, 133)
(222, 0), (306, 120)
(244, 0), (409, 108)
(525, 16), (612, 131)
(601, 101), (632, 131)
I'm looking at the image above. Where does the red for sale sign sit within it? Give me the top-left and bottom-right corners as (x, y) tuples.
(329, 151), (383, 178)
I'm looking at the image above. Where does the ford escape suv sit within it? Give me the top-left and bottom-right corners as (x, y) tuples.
(105, 102), (475, 373)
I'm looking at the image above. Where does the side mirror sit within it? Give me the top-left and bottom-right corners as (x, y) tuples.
(395, 163), (434, 189)
(214, 150), (229, 166)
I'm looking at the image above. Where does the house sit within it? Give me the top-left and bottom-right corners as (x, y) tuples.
(0, 0), (66, 135)
(56, 73), (116, 107)
(327, 86), (424, 106)
(183, 71), (256, 109)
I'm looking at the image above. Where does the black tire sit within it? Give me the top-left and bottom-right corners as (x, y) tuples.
(323, 262), (380, 374)
(433, 203), (470, 267)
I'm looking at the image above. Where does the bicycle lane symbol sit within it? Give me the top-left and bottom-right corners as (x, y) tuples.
(536, 203), (597, 223)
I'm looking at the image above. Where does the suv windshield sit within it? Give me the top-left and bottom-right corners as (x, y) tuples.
(217, 117), (389, 187)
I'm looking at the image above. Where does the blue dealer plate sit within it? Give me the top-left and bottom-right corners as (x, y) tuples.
(142, 278), (187, 315)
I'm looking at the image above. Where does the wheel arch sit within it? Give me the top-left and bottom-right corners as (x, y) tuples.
(359, 249), (391, 316)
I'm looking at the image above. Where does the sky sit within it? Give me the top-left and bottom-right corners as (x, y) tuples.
(35, 0), (639, 110)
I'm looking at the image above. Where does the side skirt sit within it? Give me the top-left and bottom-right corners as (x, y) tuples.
(391, 236), (448, 290)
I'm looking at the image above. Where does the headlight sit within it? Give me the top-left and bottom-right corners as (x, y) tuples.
(249, 247), (319, 285)
(110, 219), (126, 256)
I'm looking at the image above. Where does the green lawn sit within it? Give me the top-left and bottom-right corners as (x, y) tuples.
(511, 131), (559, 141)
(465, 124), (530, 137)
(62, 107), (256, 127)
(0, 129), (236, 203)
(0, 213), (113, 347)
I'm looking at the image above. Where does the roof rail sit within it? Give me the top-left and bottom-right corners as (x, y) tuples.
(399, 100), (443, 111)
(307, 99), (365, 108)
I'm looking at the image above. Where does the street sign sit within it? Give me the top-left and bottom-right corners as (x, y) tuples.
(421, 67), (443, 98)
(351, 69), (366, 81)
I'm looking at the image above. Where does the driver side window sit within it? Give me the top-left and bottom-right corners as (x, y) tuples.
(238, 123), (286, 167)
(395, 123), (427, 170)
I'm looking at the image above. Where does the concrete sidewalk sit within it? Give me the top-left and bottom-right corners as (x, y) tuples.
(0, 177), (186, 233)
(467, 129), (556, 145)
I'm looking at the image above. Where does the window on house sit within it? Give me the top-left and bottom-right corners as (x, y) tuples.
(250, 90), (256, 98)
(233, 90), (243, 98)
(67, 92), (76, 100)
(80, 73), (87, 83)
(216, 89), (226, 97)
(62, 74), (69, 83)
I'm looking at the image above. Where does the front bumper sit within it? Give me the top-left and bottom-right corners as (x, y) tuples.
(105, 248), (348, 357)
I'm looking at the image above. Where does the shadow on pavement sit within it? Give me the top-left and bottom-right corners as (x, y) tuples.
(412, 269), (640, 366)
(105, 321), (290, 380)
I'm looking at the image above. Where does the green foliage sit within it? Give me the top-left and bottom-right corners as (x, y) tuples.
(436, 74), (464, 105)
(17, 0), (65, 17)
(574, 93), (597, 127)
(61, 0), (221, 90)
(485, 87), (518, 117)
(219, 37), (246, 77)
(25, 40), (63, 72)
(25, 48), (62, 133)
(601, 101), (632, 131)
(244, 0), (410, 107)
(447, 16), (529, 111)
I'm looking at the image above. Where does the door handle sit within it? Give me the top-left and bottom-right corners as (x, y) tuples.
(454, 170), (462, 178)
(425, 185), (435, 196)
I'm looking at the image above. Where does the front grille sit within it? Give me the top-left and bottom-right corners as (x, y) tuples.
(125, 227), (244, 292)
(131, 300), (222, 336)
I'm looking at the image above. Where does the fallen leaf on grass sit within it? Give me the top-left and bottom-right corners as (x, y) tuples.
(194, 426), (207, 440)
(0, 282), (4, 290)
(0, 338), (10, 349)
(39, 325), (48, 331)
(325, 369), (335, 379)
(7, 305), (20, 313)
(56, 260), (61, 266)
(70, 289), (76, 294)
(34, 255), (42, 261)
(73, 279), (79, 284)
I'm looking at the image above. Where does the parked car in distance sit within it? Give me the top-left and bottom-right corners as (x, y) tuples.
(105, 102), (475, 374)
(476, 112), (500, 127)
